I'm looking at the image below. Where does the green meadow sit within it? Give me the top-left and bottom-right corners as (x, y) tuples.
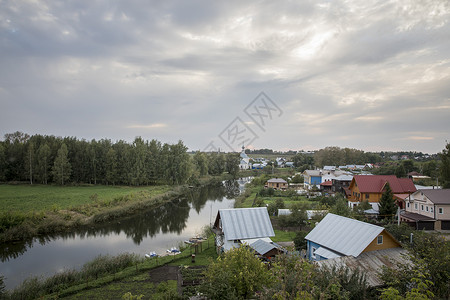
(0, 184), (171, 214)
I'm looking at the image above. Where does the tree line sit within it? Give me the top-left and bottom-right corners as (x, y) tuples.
(0, 131), (239, 186)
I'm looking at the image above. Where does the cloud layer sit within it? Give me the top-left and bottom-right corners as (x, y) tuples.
(1, 0), (449, 153)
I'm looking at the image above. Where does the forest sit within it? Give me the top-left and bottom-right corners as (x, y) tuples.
(0, 131), (239, 186)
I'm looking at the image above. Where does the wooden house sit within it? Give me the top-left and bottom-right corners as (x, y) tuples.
(347, 175), (416, 211)
(265, 178), (288, 190)
(305, 213), (401, 262)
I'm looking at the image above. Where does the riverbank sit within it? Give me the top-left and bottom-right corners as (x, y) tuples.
(0, 177), (224, 243)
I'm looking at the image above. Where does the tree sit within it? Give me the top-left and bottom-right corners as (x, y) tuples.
(105, 148), (118, 185)
(131, 137), (147, 186)
(379, 182), (396, 219)
(330, 195), (352, 217)
(36, 143), (51, 184)
(0, 143), (6, 181)
(24, 142), (35, 184)
(52, 143), (72, 185)
(201, 246), (272, 299)
(225, 153), (239, 177)
(440, 142), (450, 188)
(193, 151), (208, 176)
(394, 164), (406, 178)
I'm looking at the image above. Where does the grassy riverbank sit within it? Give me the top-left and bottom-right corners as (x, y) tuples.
(0, 184), (171, 213)
(0, 183), (188, 242)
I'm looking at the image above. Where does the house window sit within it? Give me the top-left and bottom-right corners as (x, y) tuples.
(415, 203), (418, 210)
(312, 247), (317, 259)
(426, 206), (429, 212)
(365, 194), (369, 199)
(421, 205), (424, 211)
(407, 202), (410, 208)
(439, 208), (444, 214)
(377, 235), (383, 245)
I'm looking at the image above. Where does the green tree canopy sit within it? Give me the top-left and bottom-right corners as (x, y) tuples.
(440, 142), (450, 188)
(379, 182), (396, 219)
(201, 246), (273, 299)
(52, 143), (72, 185)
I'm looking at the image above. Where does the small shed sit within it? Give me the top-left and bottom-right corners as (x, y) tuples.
(213, 207), (275, 253)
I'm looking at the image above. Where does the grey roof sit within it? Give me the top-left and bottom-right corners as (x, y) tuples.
(267, 178), (287, 183)
(334, 175), (354, 181)
(219, 207), (275, 241)
(315, 247), (342, 259)
(420, 189), (450, 204)
(250, 239), (278, 256)
(305, 213), (385, 257)
(317, 248), (409, 287)
(304, 170), (322, 176)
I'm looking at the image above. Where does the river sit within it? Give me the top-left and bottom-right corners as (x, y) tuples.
(0, 178), (251, 290)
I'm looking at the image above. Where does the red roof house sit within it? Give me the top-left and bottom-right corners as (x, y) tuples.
(348, 175), (416, 210)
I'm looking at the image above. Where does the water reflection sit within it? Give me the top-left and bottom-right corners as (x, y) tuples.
(0, 180), (241, 262)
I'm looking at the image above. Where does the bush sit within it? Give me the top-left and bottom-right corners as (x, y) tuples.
(200, 247), (273, 299)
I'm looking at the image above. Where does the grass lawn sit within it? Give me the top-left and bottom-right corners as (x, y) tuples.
(0, 184), (171, 213)
(272, 229), (296, 242)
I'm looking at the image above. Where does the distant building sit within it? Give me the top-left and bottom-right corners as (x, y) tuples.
(265, 178), (288, 191)
(239, 146), (251, 169)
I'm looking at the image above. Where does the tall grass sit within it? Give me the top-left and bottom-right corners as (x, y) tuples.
(7, 253), (143, 300)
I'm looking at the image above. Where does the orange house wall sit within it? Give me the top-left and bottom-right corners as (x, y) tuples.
(362, 230), (400, 253)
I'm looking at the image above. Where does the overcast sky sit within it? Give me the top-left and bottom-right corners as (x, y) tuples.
(1, 0), (449, 154)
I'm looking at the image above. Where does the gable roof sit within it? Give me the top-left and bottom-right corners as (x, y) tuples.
(352, 175), (416, 194)
(217, 207), (275, 241)
(303, 170), (322, 177)
(249, 239), (278, 256)
(267, 178), (287, 183)
(418, 189), (450, 205)
(305, 213), (385, 257)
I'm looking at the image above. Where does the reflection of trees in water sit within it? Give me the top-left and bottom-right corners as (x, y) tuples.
(0, 181), (236, 261)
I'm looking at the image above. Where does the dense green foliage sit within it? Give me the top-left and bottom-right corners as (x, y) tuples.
(440, 142), (450, 188)
(0, 131), (242, 186)
(259, 253), (369, 299)
(379, 182), (396, 219)
(379, 233), (450, 299)
(201, 246), (273, 299)
(313, 146), (382, 167)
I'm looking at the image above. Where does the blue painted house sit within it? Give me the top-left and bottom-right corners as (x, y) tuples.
(305, 213), (401, 261)
(303, 170), (322, 189)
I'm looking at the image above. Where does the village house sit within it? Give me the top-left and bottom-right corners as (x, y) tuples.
(265, 178), (288, 190)
(331, 174), (353, 194)
(212, 207), (276, 253)
(305, 213), (401, 262)
(347, 175), (416, 211)
(303, 170), (322, 189)
(401, 189), (450, 230)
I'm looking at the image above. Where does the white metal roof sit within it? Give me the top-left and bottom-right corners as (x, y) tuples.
(219, 207), (275, 241)
(305, 213), (384, 257)
(249, 239), (277, 255)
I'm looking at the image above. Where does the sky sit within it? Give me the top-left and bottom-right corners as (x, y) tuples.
(1, 0), (449, 154)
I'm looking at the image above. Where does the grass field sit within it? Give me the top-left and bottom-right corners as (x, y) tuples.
(0, 184), (171, 214)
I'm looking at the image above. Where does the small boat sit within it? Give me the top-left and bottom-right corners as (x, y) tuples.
(166, 247), (181, 254)
(145, 251), (157, 258)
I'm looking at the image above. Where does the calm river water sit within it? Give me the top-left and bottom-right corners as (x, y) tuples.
(0, 178), (251, 290)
